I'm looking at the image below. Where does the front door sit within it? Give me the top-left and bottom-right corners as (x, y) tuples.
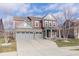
(47, 30), (50, 37)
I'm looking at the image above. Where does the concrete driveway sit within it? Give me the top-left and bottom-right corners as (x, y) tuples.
(16, 39), (79, 56)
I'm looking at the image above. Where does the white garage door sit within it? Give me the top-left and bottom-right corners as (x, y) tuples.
(16, 32), (43, 41)
(16, 32), (34, 41)
(35, 32), (43, 39)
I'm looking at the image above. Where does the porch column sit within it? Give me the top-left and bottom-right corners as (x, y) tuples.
(51, 29), (52, 38)
(45, 30), (47, 38)
(59, 29), (61, 38)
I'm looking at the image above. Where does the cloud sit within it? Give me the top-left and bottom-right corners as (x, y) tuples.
(3, 16), (13, 30)
(0, 4), (20, 15)
(31, 6), (42, 13)
(16, 4), (44, 16)
(47, 4), (79, 19)
(0, 3), (32, 16)
(15, 4), (31, 16)
(45, 4), (58, 11)
(44, 3), (79, 14)
(0, 3), (79, 17)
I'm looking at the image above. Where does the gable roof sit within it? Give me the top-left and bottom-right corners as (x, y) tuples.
(43, 13), (57, 20)
(28, 16), (42, 21)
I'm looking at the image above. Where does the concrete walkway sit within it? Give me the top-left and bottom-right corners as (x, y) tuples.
(16, 39), (79, 56)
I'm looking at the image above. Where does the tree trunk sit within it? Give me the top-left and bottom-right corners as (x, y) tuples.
(4, 32), (8, 43)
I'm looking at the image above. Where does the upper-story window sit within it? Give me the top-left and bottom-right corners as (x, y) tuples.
(49, 21), (52, 27)
(45, 21), (48, 27)
(52, 22), (56, 27)
(35, 21), (39, 27)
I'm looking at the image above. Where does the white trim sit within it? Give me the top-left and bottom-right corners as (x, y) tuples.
(45, 21), (48, 27)
(35, 21), (39, 27)
(49, 21), (52, 27)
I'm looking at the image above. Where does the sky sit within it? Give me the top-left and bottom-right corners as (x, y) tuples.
(0, 3), (79, 30)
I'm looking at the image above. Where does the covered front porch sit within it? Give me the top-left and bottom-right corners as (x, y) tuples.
(43, 28), (59, 39)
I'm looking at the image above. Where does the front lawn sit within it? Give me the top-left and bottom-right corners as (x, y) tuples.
(55, 39), (79, 47)
(0, 37), (5, 43)
(0, 37), (16, 53)
(71, 49), (79, 51)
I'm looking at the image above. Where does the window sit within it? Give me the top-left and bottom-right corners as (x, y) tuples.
(49, 21), (52, 27)
(35, 21), (39, 27)
(52, 22), (56, 27)
(45, 21), (48, 27)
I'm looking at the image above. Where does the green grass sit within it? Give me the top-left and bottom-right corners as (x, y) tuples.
(55, 39), (79, 47)
(71, 49), (79, 51)
(0, 42), (16, 53)
(0, 37), (16, 53)
(0, 37), (5, 43)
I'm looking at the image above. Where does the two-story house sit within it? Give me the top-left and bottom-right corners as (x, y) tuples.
(14, 14), (59, 40)
(42, 14), (58, 39)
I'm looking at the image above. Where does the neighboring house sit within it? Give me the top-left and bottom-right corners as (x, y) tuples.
(14, 14), (60, 40)
(0, 19), (4, 37)
(63, 19), (79, 39)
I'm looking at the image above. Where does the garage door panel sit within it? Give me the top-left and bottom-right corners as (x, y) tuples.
(16, 32), (34, 40)
(35, 32), (43, 39)
(35, 34), (42, 39)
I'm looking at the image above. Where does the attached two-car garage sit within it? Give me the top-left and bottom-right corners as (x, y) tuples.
(16, 31), (43, 40)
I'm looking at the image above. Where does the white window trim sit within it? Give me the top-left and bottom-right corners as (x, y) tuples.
(45, 21), (48, 27)
(52, 22), (56, 27)
(49, 21), (52, 27)
(35, 21), (39, 27)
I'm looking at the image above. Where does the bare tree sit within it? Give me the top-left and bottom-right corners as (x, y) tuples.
(52, 14), (63, 39)
(54, 7), (76, 40)
(62, 7), (76, 40)
(3, 20), (10, 44)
